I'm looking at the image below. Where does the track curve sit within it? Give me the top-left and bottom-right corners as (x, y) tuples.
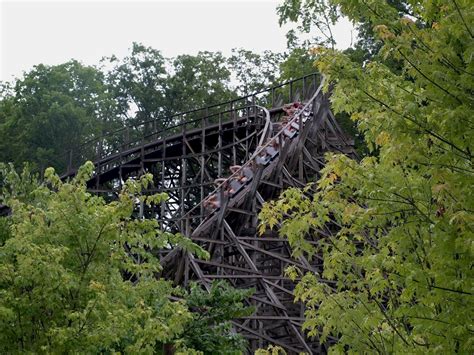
(62, 73), (356, 354)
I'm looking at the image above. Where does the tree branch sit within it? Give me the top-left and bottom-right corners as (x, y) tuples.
(451, 0), (474, 38)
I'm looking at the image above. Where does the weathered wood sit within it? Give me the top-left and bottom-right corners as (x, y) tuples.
(62, 74), (356, 354)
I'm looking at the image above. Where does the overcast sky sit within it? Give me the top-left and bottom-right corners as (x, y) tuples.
(1, 0), (354, 82)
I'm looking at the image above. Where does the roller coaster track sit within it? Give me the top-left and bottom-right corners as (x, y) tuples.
(61, 73), (355, 354)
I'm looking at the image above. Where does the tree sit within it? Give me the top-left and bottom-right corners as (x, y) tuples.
(277, 0), (413, 65)
(166, 51), (237, 115)
(0, 162), (193, 352)
(104, 45), (238, 127)
(0, 162), (251, 353)
(278, 48), (316, 81)
(255, 345), (287, 355)
(260, 0), (473, 352)
(103, 43), (169, 128)
(103, 44), (291, 133)
(277, 0), (340, 49)
(180, 281), (254, 354)
(228, 49), (284, 96)
(103, 45), (240, 138)
(0, 61), (118, 173)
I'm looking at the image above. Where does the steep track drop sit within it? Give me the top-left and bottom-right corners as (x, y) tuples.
(62, 74), (355, 354)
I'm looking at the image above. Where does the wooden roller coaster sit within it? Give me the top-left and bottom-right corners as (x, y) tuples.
(61, 73), (356, 354)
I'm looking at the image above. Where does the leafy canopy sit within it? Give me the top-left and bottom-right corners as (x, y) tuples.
(260, 0), (473, 352)
(0, 162), (251, 354)
(0, 43), (287, 173)
(180, 280), (254, 354)
(0, 61), (119, 172)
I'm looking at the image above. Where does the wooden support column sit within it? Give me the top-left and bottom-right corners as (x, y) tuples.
(231, 101), (237, 166)
(218, 112), (223, 178)
(61, 75), (356, 354)
(139, 135), (145, 219)
(181, 122), (186, 232)
(200, 109), (207, 223)
(160, 139), (166, 229)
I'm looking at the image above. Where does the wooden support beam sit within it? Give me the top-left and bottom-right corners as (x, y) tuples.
(69, 76), (349, 353)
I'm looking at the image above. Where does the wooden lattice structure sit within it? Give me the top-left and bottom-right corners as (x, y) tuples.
(61, 74), (355, 354)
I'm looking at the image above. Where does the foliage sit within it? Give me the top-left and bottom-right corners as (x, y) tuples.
(255, 344), (287, 355)
(103, 43), (169, 128)
(228, 49), (284, 95)
(277, 0), (412, 65)
(261, 0), (474, 352)
(104, 44), (237, 128)
(279, 48), (316, 81)
(0, 61), (119, 172)
(277, 0), (340, 48)
(0, 162), (215, 353)
(0, 162), (252, 353)
(0, 43), (291, 174)
(180, 280), (254, 354)
(167, 51), (237, 114)
(104, 43), (286, 126)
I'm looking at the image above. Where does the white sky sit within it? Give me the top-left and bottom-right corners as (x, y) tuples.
(0, 0), (354, 82)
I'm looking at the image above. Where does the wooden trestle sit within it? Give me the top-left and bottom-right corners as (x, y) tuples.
(61, 73), (355, 354)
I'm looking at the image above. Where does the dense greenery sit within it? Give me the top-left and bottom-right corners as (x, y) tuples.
(103, 44), (238, 127)
(0, 163), (251, 353)
(0, 61), (119, 173)
(260, 0), (473, 352)
(181, 281), (253, 353)
(277, 0), (409, 62)
(2, 0), (471, 352)
(0, 44), (318, 173)
(0, 36), (319, 354)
